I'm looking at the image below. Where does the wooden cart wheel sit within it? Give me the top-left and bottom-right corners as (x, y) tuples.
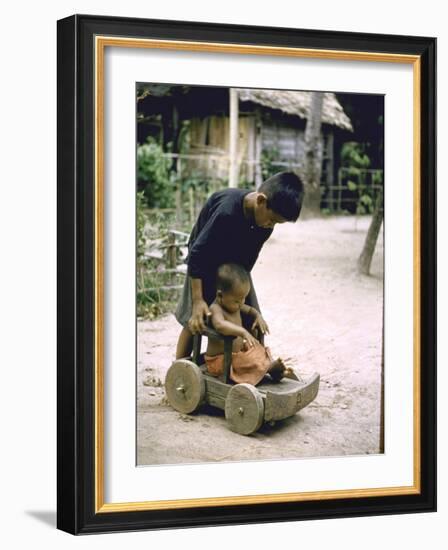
(165, 359), (205, 414)
(225, 383), (264, 435)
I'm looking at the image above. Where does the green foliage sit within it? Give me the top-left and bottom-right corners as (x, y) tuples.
(238, 178), (256, 190)
(136, 191), (148, 261)
(372, 170), (383, 186)
(341, 142), (371, 170)
(340, 142), (383, 215)
(356, 193), (374, 215)
(360, 194), (373, 207)
(261, 148), (281, 180)
(137, 137), (175, 208)
(181, 172), (211, 194)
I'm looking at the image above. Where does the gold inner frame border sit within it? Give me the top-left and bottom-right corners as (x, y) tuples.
(94, 35), (421, 513)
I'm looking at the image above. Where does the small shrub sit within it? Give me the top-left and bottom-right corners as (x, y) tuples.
(137, 137), (175, 208)
(261, 148), (281, 180)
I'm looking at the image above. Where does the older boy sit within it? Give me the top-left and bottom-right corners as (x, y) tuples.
(175, 171), (304, 359)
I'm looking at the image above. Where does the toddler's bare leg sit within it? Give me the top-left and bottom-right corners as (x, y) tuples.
(268, 357), (287, 382)
(176, 326), (193, 359)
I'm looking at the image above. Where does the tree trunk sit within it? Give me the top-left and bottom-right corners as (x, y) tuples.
(357, 189), (384, 275)
(302, 92), (324, 217)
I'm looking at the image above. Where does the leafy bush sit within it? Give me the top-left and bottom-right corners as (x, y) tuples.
(341, 142), (371, 170)
(261, 148), (281, 180)
(136, 191), (147, 261)
(137, 137), (175, 208)
(339, 142), (382, 215)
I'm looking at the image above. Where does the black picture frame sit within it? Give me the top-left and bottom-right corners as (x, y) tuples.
(57, 14), (436, 535)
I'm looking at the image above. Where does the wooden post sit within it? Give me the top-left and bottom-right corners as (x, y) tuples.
(326, 132), (334, 211)
(192, 334), (202, 365)
(222, 337), (234, 384)
(175, 187), (182, 227)
(337, 168), (342, 213)
(254, 110), (263, 189)
(206, 154), (211, 185)
(247, 115), (255, 184)
(175, 157), (182, 227)
(189, 186), (194, 225)
(229, 88), (239, 188)
(167, 231), (177, 269)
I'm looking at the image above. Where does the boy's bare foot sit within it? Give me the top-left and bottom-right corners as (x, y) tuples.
(268, 357), (287, 382)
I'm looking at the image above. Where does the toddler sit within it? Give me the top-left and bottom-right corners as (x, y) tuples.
(204, 263), (288, 385)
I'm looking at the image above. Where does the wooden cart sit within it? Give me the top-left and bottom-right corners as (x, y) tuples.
(165, 327), (320, 435)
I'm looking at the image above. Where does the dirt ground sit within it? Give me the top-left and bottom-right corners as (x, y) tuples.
(137, 215), (383, 465)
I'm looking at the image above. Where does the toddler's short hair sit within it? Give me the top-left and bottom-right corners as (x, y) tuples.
(259, 171), (304, 221)
(216, 263), (250, 293)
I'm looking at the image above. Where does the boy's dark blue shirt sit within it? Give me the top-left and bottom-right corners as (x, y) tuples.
(186, 188), (273, 303)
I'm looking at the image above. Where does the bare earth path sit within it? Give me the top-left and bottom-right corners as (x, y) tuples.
(137, 216), (383, 465)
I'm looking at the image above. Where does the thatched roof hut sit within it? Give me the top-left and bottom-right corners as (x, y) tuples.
(137, 85), (353, 189)
(236, 89), (353, 131)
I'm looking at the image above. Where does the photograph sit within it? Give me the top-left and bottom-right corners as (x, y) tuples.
(136, 83), (385, 465)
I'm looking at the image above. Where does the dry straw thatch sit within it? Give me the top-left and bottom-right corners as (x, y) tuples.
(237, 88), (353, 131)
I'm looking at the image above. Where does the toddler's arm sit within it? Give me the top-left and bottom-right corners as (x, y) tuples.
(240, 305), (270, 335)
(209, 304), (258, 348)
(240, 304), (259, 318)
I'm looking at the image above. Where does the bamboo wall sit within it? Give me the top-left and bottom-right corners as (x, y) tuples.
(182, 114), (335, 187)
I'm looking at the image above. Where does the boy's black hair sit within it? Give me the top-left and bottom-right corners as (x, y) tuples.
(258, 171), (304, 221)
(216, 263), (250, 293)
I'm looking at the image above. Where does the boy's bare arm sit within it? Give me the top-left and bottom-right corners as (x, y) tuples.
(189, 277), (211, 334)
(190, 277), (204, 302)
(210, 304), (258, 347)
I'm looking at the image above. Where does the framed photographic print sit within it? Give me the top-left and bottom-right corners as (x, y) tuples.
(57, 14), (436, 534)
